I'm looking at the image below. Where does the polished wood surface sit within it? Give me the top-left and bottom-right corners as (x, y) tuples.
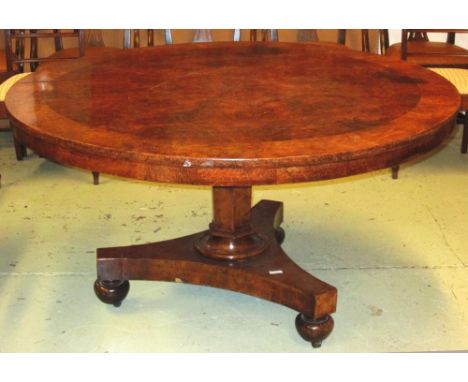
(383, 29), (468, 68)
(95, 199), (337, 346)
(3, 30), (115, 183)
(194, 187), (269, 260)
(6, 42), (460, 186)
(5, 41), (461, 347)
(386, 41), (468, 67)
(381, 30), (468, 178)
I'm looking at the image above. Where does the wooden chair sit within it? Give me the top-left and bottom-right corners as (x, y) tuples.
(338, 29), (371, 52)
(250, 29), (278, 42)
(0, 30), (106, 185)
(296, 29), (371, 51)
(0, 51), (6, 80)
(192, 29), (242, 43)
(0, 32), (20, 84)
(124, 29), (241, 47)
(381, 29), (468, 67)
(1, 29), (85, 117)
(123, 29), (173, 48)
(1, 29), (85, 138)
(381, 30), (468, 178)
(0, 31), (28, 187)
(123, 29), (242, 47)
(429, 67), (468, 154)
(1, 35), (20, 125)
(3, 30), (81, 120)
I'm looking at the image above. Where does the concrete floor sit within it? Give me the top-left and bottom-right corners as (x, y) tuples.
(0, 119), (467, 352)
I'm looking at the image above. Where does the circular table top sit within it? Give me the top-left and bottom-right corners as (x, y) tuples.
(6, 42), (460, 186)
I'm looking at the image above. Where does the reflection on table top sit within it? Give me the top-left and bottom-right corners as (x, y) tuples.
(6, 42), (460, 186)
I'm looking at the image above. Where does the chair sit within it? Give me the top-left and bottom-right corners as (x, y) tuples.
(338, 29), (371, 52)
(0, 30), (107, 184)
(0, 32), (19, 84)
(123, 29), (173, 48)
(429, 67), (468, 154)
(0, 36), (24, 150)
(297, 29), (318, 42)
(1, 29), (85, 143)
(1, 29), (85, 117)
(250, 29), (278, 42)
(296, 29), (371, 52)
(192, 29), (213, 43)
(1, 47), (20, 127)
(381, 30), (468, 179)
(123, 29), (242, 47)
(381, 29), (468, 67)
(0, 50), (6, 79)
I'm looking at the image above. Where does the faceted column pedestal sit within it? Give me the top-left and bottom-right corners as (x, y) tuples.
(94, 186), (337, 348)
(194, 187), (268, 260)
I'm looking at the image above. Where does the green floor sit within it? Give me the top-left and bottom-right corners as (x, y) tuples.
(0, 120), (467, 352)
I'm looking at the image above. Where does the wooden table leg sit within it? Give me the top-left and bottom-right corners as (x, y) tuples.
(94, 187), (337, 347)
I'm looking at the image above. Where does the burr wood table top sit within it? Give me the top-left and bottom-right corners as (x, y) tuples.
(6, 42), (460, 186)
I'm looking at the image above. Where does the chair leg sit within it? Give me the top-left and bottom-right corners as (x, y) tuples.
(461, 112), (468, 154)
(391, 165), (399, 179)
(14, 137), (27, 161)
(92, 171), (100, 185)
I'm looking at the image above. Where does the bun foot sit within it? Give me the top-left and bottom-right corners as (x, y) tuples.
(94, 279), (130, 307)
(295, 313), (334, 348)
(274, 227), (285, 244)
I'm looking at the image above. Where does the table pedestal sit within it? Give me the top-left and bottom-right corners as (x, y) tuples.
(94, 187), (337, 347)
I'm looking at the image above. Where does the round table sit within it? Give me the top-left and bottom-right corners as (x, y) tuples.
(6, 42), (460, 347)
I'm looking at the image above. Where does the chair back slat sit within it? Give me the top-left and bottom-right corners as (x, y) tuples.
(250, 29), (278, 42)
(297, 30), (319, 42)
(164, 29), (173, 44)
(124, 29), (173, 48)
(379, 29), (390, 55)
(124, 30), (244, 48)
(85, 30), (104, 47)
(400, 29), (468, 67)
(233, 29), (241, 42)
(53, 29), (64, 51)
(297, 30), (370, 53)
(193, 29), (213, 43)
(147, 30), (154, 46)
(447, 32), (456, 44)
(361, 29), (370, 52)
(4, 29), (86, 74)
(337, 29), (346, 45)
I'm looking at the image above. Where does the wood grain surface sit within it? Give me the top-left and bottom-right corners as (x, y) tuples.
(6, 42), (460, 186)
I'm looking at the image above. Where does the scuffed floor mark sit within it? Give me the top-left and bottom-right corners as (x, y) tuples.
(425, 205), (466, 267)
(368, 304), (383, 316)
